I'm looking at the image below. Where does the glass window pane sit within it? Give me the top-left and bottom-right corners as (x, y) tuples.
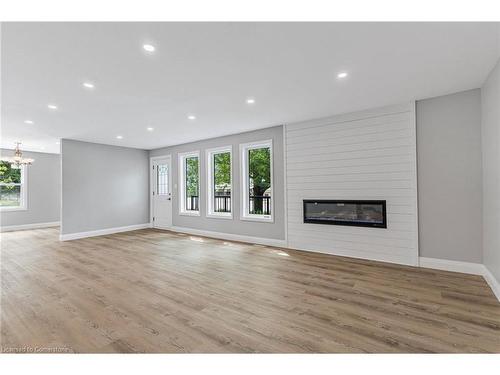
(0, 185), (21, 207)
(0, 161), (21, 184)
(213, 151), (231, 213)
(156, 164), (168, 196)
(248, 147), (271, 215)
(185, 156), (199, 211)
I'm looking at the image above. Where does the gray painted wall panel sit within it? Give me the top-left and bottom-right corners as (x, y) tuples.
(61, 140), (149, 235)
(0, 149), (60, 227)
(416, 89), (483, 263)
(149, 125), (285, 240)
(481, 59), (500, 282)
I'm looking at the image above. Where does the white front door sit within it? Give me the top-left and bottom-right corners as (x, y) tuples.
(152, 157), (172, 228)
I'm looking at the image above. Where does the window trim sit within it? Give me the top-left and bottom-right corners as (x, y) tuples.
(178, 150), (201, 216)
(239, 139), (274, 223)
(206, 146), (233, 220)
(0, 164), (28, 212)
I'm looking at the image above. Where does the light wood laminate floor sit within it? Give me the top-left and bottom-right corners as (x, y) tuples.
(1, 227), (499, 353)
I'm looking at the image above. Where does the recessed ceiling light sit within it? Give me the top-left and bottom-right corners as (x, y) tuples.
(246, 98), (256, 104)
(188, 115), (196, 120)
(24, 120), (34, 124)
(55, 141), (60, 145)
(337, 72), (348, 79)
(47, 104), (58, 110)
(83, 82), (95, 89)
(143, 44), (155, 52)
(116, 135), (123, 140)
(147, 127), (154, 131)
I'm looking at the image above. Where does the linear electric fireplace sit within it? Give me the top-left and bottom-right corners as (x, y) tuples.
(303, 200), (387, 228)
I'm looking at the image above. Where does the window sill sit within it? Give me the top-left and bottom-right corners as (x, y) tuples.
(179, 211), (200, 217)
(207, 213), (233, 220)
(0, 206), (27, 212)
(240, 215), (274, 223)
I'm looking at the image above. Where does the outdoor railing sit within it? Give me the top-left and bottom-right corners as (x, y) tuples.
(214, 194), (231, 213)
(249, 196), (271, 215)
(186, 195), (199, 211)
(186, 194), (269, 214)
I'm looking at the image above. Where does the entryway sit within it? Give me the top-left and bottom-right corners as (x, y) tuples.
(151, 156), (172, 228)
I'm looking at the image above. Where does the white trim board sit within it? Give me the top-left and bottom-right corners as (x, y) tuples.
(482, 267), (500, 303)
(169, 225), (286, 248)
(59, 223), (151, 241)
(419, 257), (500, 302)
(1, 221), (60, 232)
(419, 257), (485, 275)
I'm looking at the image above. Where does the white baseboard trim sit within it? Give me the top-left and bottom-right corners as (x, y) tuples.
(419, 257), (500, 302)
(1, 221), (60, 232)
(482, 266), (500, 302)
(59, 223), (151, 241)
(167, 225), (287, 248)
(419, 257), (485, 275)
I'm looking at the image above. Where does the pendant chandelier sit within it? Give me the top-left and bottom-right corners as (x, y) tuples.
(1, 142), (35, 169)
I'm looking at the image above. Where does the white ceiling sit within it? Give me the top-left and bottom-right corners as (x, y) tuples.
(2, 22), (499, 154)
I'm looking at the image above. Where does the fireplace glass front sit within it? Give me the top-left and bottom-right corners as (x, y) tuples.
(303, 200), (387, 228)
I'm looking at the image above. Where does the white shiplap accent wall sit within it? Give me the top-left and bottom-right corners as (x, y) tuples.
(285, 102), (418, 266)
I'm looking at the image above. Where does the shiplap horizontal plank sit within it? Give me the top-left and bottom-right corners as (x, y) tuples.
(287, 222), (415, 240)
(287, 141), (416, 158)
(285, 102), (418, 266)
(286, 138), (415, 157)
(287, 163), (415, 177)
(287, 172), (413, 183)
(287, 146), (413, 163)
(287, 155), (414, 171)
(287, 240), (415, 266)
(287, 234), (414, 254)
(286, 130), (413, 152)
(287, 217), (415, 232)
(286, 106), (412, 134)
(292, 231), (413, 249)
(287, 189), (414, 198)
(287, 181), (414, 191)
(286, 120), (411, 145)
(287, 195), (416, 207)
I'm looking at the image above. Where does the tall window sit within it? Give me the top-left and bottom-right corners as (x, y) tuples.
(179, 151), (200, 215)
(0, 161), (27, 211)
(240, 140), (273, 222)
(206, 146), (232, 218)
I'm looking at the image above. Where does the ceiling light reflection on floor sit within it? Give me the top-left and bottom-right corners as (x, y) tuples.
(189, 236), (205, 243)
(272, 250), (290, 257)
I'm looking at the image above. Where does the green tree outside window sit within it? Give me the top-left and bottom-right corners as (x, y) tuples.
(248, 147), (271, 214)
(185, 156), (199, 198)
(0, 161), (22, 207)
(214, 152), (231, 195)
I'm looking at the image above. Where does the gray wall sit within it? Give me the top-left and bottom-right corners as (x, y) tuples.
(150, 125), (285, 240)
(481, 59), (500, 282)
(416, 89), (483, 263)
(61, 139), (149, 235)
(0, 149), (60, 227)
